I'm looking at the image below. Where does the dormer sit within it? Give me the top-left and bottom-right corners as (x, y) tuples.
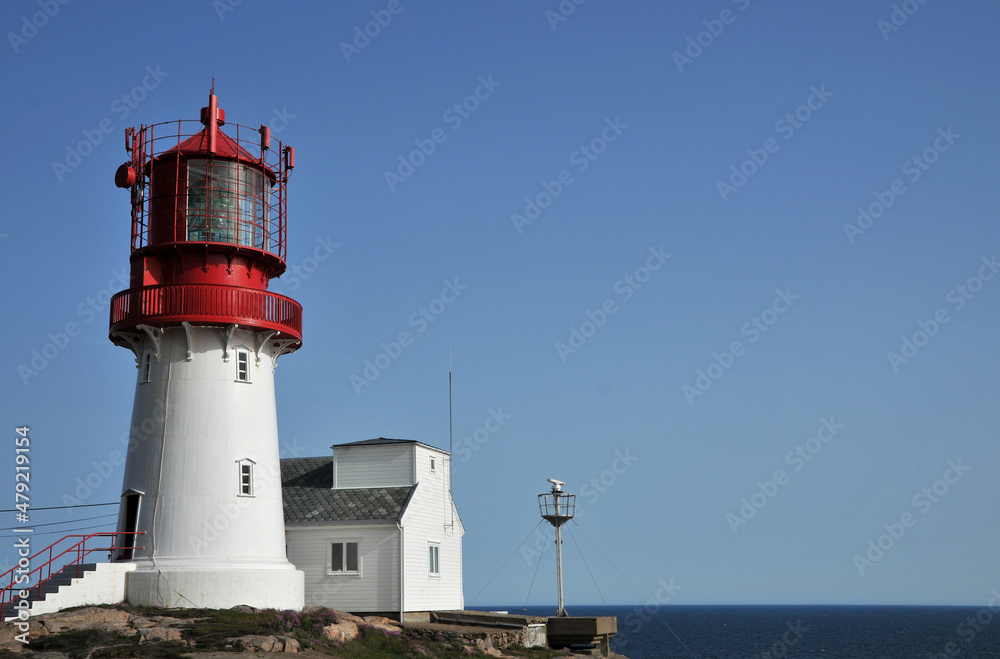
(331, 438), (449, 490)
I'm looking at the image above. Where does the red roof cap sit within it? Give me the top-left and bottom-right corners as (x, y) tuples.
(160, 127), (257, 162)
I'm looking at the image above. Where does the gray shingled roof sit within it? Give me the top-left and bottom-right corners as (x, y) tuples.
(281, 457), (414, 525)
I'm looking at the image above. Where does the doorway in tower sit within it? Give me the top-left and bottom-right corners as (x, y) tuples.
(116, 490), (142, 561)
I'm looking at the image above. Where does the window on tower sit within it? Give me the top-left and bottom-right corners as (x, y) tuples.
(187, 160), (270, 250)
(236, 349), (250, 382)
(237, 459), (254, 496)
(139, 351), (152, 384)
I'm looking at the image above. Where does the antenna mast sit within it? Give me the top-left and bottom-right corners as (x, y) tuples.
(449, 344), (453, 493)
(448, 344), (454, 529)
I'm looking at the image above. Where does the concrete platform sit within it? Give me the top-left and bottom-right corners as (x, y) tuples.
(548, 616), (618, 657)
(404, 610), (548, 649)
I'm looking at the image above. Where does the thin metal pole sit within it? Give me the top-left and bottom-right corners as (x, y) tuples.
(555, 523), (565, 616)
(554, 492), (566, 617)
(449, 344), (453, 492)
(448, 345), (454, 528)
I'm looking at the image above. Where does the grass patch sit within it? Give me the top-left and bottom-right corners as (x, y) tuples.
(28, 629), (189, 659)
(177, 607), (278, 647)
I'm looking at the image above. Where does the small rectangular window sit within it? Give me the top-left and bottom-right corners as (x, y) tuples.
(430, 457), (436, 472)
(236, 350), (250, 382)
(238, 461), (254, 496)
(331, 541), (360, 573)
(429, 544), (440, 575)
(139, 352), (152, 384)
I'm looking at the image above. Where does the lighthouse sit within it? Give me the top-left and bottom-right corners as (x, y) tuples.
(107, 88), (305, 609)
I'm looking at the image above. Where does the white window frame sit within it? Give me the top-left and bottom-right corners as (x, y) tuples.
(329, 540), (361, 575)
(430, 456), (436, 473)
(237, 458), (255, 497)
(235, 348), (251, 383)
(429, 543), (440, 577)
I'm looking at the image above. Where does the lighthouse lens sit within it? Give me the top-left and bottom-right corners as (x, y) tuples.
(237, 166), (269, 251)
(187, 160), (235, 243)
(186, 160), (270, 250)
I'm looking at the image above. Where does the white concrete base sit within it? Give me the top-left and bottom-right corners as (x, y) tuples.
(126, 565), (305, 610)
(28, 563), (136, 616)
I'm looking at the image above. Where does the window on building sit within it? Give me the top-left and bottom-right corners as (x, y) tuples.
(430, 457), (436, 472)
(331, 542), (360, 574)
(237, 460), (254, 496)
(236, 349), (250, 382)
(429, 544), (440, 576)
(139, 351), (152, 384)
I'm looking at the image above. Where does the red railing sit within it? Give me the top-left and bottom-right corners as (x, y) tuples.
(0, 532), (144, 615)
(123, 118), (291, 260)
(109, 283), (303, 340)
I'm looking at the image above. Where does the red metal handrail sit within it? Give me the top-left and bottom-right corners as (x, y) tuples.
(109, 283), (303, 340)
(0, 532), (144, 615)
(124, 118), (291, 260)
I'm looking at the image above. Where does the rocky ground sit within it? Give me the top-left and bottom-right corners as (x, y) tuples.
(0, 605), (623, 658)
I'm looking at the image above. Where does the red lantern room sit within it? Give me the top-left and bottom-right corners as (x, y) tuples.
(109, 87), (302, 345)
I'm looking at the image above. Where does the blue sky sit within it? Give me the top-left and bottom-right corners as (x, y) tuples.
(2, 1), (999, 607)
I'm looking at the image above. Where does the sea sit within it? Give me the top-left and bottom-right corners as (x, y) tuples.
(474, 605), (1000, 658)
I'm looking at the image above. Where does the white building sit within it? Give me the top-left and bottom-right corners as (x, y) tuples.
(282, 438), (464, 617)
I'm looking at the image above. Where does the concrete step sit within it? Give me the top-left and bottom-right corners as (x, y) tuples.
(1, 563), (100, 618)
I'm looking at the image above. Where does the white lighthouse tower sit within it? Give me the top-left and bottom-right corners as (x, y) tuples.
(108, 88), (305, 609)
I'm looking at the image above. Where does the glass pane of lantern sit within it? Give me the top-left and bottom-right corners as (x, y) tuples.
(187, 160), (208, 241)
(236, 165), (269, 251)
(187, 160), (236, 243)
(210, 162), (236, 243)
